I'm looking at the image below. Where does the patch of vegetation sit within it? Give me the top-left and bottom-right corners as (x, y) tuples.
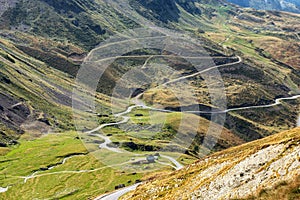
(102, 109), (242, 155)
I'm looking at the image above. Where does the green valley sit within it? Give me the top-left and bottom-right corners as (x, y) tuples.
(0, 0), (299, 199)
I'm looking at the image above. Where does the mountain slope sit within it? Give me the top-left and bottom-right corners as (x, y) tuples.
(0, 36), (77, 144)
(0, 34), (114, 145)
(0, 1), (300, 199)
(227, 0), (300, 13)
(122, 128), (300, 200)
(0, 0), (300, 148)
(0, 0), (139, 50)
(125, 1), (300, 140)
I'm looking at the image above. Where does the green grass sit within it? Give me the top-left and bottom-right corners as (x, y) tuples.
(0, 132), (87, 180)
(102, 109), (179, 150)
(100, 109), (241, 156)
(0, 131), (143, 200)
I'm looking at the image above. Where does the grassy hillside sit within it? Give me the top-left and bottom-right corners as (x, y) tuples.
(0, 132), (143, 200)
(0, 37), (74, 144)
(137, 5), (300, 138)
(0, 0), (139, 50)
(0, 36), (114, 145)
(101, 108), (243, 156)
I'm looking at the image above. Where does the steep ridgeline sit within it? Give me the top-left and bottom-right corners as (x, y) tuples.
(227, 0), (300, 13)
(122, 128), (300, 200)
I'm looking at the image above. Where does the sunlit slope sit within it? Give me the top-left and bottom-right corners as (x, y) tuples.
(122, 127), (300, 200)
(0, 132), (142, 200)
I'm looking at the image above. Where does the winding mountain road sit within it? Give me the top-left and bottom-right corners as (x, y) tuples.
(188, 94), (300, 114)
(160, 155), (183, 170)
(85, 103), (184, 168)
(91, 56), (242, 200)
(85, 55), (242, 159)
(163, 56), (242, 86)
(94, 183), (142, 200)
(85, 105), (148, 152)
(91, 52), (300, 199)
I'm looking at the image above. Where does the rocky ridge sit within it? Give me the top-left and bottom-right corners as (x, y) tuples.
(122, 128), (300, 200)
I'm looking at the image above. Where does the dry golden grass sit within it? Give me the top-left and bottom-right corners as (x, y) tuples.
(242, 175), (300, 200)
(121, 128), (300, 200)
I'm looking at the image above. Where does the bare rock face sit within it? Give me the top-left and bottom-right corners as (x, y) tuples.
(0, 92), (31, 143)
(191, 144), (300, 199)
(0, 93), (29, 130)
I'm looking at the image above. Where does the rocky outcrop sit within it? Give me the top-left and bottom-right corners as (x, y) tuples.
(191, 143), (299, 199)
(0, 92), (30, 144)
(122, 128), (300, 200)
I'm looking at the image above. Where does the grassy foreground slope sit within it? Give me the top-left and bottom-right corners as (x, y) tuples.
(122, 127), (300, 200)
(0, 132), (143, 200)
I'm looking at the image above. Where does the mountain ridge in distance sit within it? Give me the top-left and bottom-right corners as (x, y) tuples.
(227, 0), (300, 13)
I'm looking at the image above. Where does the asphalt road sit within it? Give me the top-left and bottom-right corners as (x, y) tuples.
(94, 183), (142, 200)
